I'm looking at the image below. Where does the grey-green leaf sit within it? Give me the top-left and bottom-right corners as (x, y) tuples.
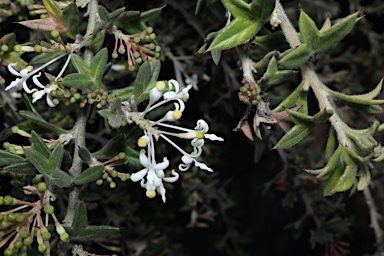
(74, 165), (104, 185)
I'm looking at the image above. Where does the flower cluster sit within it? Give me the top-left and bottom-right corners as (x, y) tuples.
(0, 182), (69, 255)
(124, 79), (223, 202)
(4, 52), (71, 106)
(112, 27), (161, 71)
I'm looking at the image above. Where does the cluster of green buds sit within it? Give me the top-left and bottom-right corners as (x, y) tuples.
(26, 2), (72, 20)
(86, 88), (109, 109)
(112, 27), (161, 71)
(238, 80), (262, 105)
(50, 86), (87, 107)
(91, 151), (129, 188)
(3, 142), (25, 156)
(0, 0), (30, 22)
(0, 182), (69, 255)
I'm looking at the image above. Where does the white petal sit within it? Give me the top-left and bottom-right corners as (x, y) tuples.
(32, 73), (45, 88)
(176, 99), (185, 112)
(195, 119), (209, 132)
(154, 157), (169, 170)
(19, 68), (30, 77)
(191, 138), (204, 147)
(22, 81), (34, 94)
(149, 87), (163, 104)
(146, 169), (156, 184)
(181, 155), (193, 164)
(179, 163), (190, 172)
(205, 134), (224, 141)
(46, 94), (56, 107)
(195, 161), (213, 172)
(168, 79), (180, 93)
(156, 169), (165, 178)
(163, 91), (177, 99)
(5, 79), (22, 91)
(130, 168), (148, 182)
(163, 170), (179, 183)
(157, 185), (166, 203)
(139, 149), (150, 167)
(32, 90), (45, 103)
(8, 63), (20, 76)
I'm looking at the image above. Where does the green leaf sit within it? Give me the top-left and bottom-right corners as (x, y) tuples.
(327, 79), (384, 106)
(110, 87), (134, 102)
(62, 73), (93, 89)
(286, 108), (333, 124)
(90, 48), (108, 81)
(67, 201), (119, 241)
(4, 162), (37, 175)
(74, 165), (104, 185)
(207, 0), (274, 51)
(278, 9), (359, 68)
(208, 18), (260, 51)
(30, 51), (66, 66)
(258, 57), (297, 87)
(24, 148), (50, 176)
(79, 147), (93, 165)
(61, 3), (81, 38)
(344, 120), (379, 155)
(124, 147), (141, 167)
(42, 0), (62, 18)
(273, 81), (306, 112)
(70, 54), (90, 75)
(0, 150), (25, 166)
(132, 61), (152, 101)
(92, 134), (126, 159)
(49, 144), (64, 172)
(273, 123), (315, 149)
(50, 169), (72, 188)
(31, 131), (51, 158)
(135, 60), (161, 103)
(19, 110), (68, 134)
(322, 161), (344, 196)
(277, 44), (312, 69)
(357, 164), (371, 191)
(324, 127), (337, 161)
(115, 8), (162, 34)
(93, 6), (125, 33)
(307, 146), (342, 178)
(64, 49), (108, 90)
(98, 97), (124, 128)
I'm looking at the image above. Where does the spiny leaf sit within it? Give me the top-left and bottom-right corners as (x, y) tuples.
(207, 0), (274, 51)
(327, 79), (384, 106)
(273, 123), (315, 149)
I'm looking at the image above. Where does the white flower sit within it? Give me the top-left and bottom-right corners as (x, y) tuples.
(5, 53), (67, 98)
(31, 73), (57, 107)
(163, 79), (192, 100)
(185, 73), (199, 91)
(131, 149), (178, 202)
(5, 64), (35, 93)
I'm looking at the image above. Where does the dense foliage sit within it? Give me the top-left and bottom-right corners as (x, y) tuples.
(1, 0), (384, 255)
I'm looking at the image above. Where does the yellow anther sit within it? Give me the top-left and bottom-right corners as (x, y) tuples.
(156, 81), (166, 91)
(146, 189), (156, 198)
(137, 136), (148, 147)
(51, 84), (58, 90)
(26, 66), (33, 71)
(196, 131), (205, 139)
(172, 110), (182, 120)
